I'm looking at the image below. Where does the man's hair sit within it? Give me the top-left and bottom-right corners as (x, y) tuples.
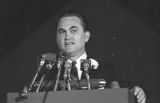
(55, 10), (89, 32)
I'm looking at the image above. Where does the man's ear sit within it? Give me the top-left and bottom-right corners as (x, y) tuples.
(85, 31), (90, 42)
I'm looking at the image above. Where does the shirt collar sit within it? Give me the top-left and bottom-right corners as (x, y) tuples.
(75, 52), (87, 63)
(67, 52), (87, 62)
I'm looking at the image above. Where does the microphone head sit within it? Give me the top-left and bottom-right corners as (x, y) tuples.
(64, 61), (71, 69)
(81, 59), (91, 71)
(39, 53), (56, 72)
(41, 53), (56, 61)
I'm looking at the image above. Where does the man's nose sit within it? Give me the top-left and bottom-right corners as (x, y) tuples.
(65, 32), (72, 40)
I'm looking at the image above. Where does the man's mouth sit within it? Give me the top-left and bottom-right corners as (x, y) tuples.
(65, 42), (75, 45)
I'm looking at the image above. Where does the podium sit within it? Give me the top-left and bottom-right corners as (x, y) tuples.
(8, 88), (135, 103)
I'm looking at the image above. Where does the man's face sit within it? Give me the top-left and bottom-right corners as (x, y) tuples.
(56, 16), (90, 56)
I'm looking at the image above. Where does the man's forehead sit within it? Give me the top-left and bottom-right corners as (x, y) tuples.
(57, 16), (82, 29)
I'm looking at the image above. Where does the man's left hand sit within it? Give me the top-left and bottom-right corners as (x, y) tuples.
(132, 86), (146, 103)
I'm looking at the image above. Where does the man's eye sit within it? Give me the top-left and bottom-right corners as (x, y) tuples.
(59, 30), (66, 34)
(70, 29), (77, 33)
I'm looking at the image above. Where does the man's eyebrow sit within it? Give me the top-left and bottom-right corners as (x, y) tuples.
(57, 28), (65, 32)
(70, 26), (78, 29)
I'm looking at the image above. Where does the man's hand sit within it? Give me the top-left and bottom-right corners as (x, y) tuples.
(131, 86), (146, 103)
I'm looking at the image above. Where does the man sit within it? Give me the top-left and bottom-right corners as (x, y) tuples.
(55, 11), (146, 103)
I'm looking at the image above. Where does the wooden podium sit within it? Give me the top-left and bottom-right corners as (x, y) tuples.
(8, 88), (135, 103)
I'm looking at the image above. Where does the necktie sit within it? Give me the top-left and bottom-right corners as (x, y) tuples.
(70, 61), (78, 80)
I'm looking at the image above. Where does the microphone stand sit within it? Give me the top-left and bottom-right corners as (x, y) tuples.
(63, 61), (72, 91)
(63, 69), (67, 90)
(81, 59), (91, 90)
(54, 57), (63, 91)
(28, 64), (43, 92)
(67, 67), (71, 91)
(84, 70), (91, 90)
(36, 74), (46, 92)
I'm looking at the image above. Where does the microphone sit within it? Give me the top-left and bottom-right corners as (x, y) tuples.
(81, 59), (91, 72)
(41, 53), (57, 61)
(41, 53), (56, 69)
(35, 53), (56, 92)
(57, 57), (64, 69)
(36, 53), (56, 74)
(39, 53), (57, 75)
(64, 61), (71, 79)
(28, 53), (56, 92)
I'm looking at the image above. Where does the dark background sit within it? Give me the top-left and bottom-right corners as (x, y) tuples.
(0, 0), (159, 103)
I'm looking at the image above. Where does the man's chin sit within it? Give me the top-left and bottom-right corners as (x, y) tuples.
(63, 50), (75, 55)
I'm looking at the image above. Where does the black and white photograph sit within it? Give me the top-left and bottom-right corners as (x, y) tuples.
(0, 0), (159, 103)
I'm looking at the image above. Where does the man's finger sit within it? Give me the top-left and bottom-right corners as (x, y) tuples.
(134, 86), (140, 95)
